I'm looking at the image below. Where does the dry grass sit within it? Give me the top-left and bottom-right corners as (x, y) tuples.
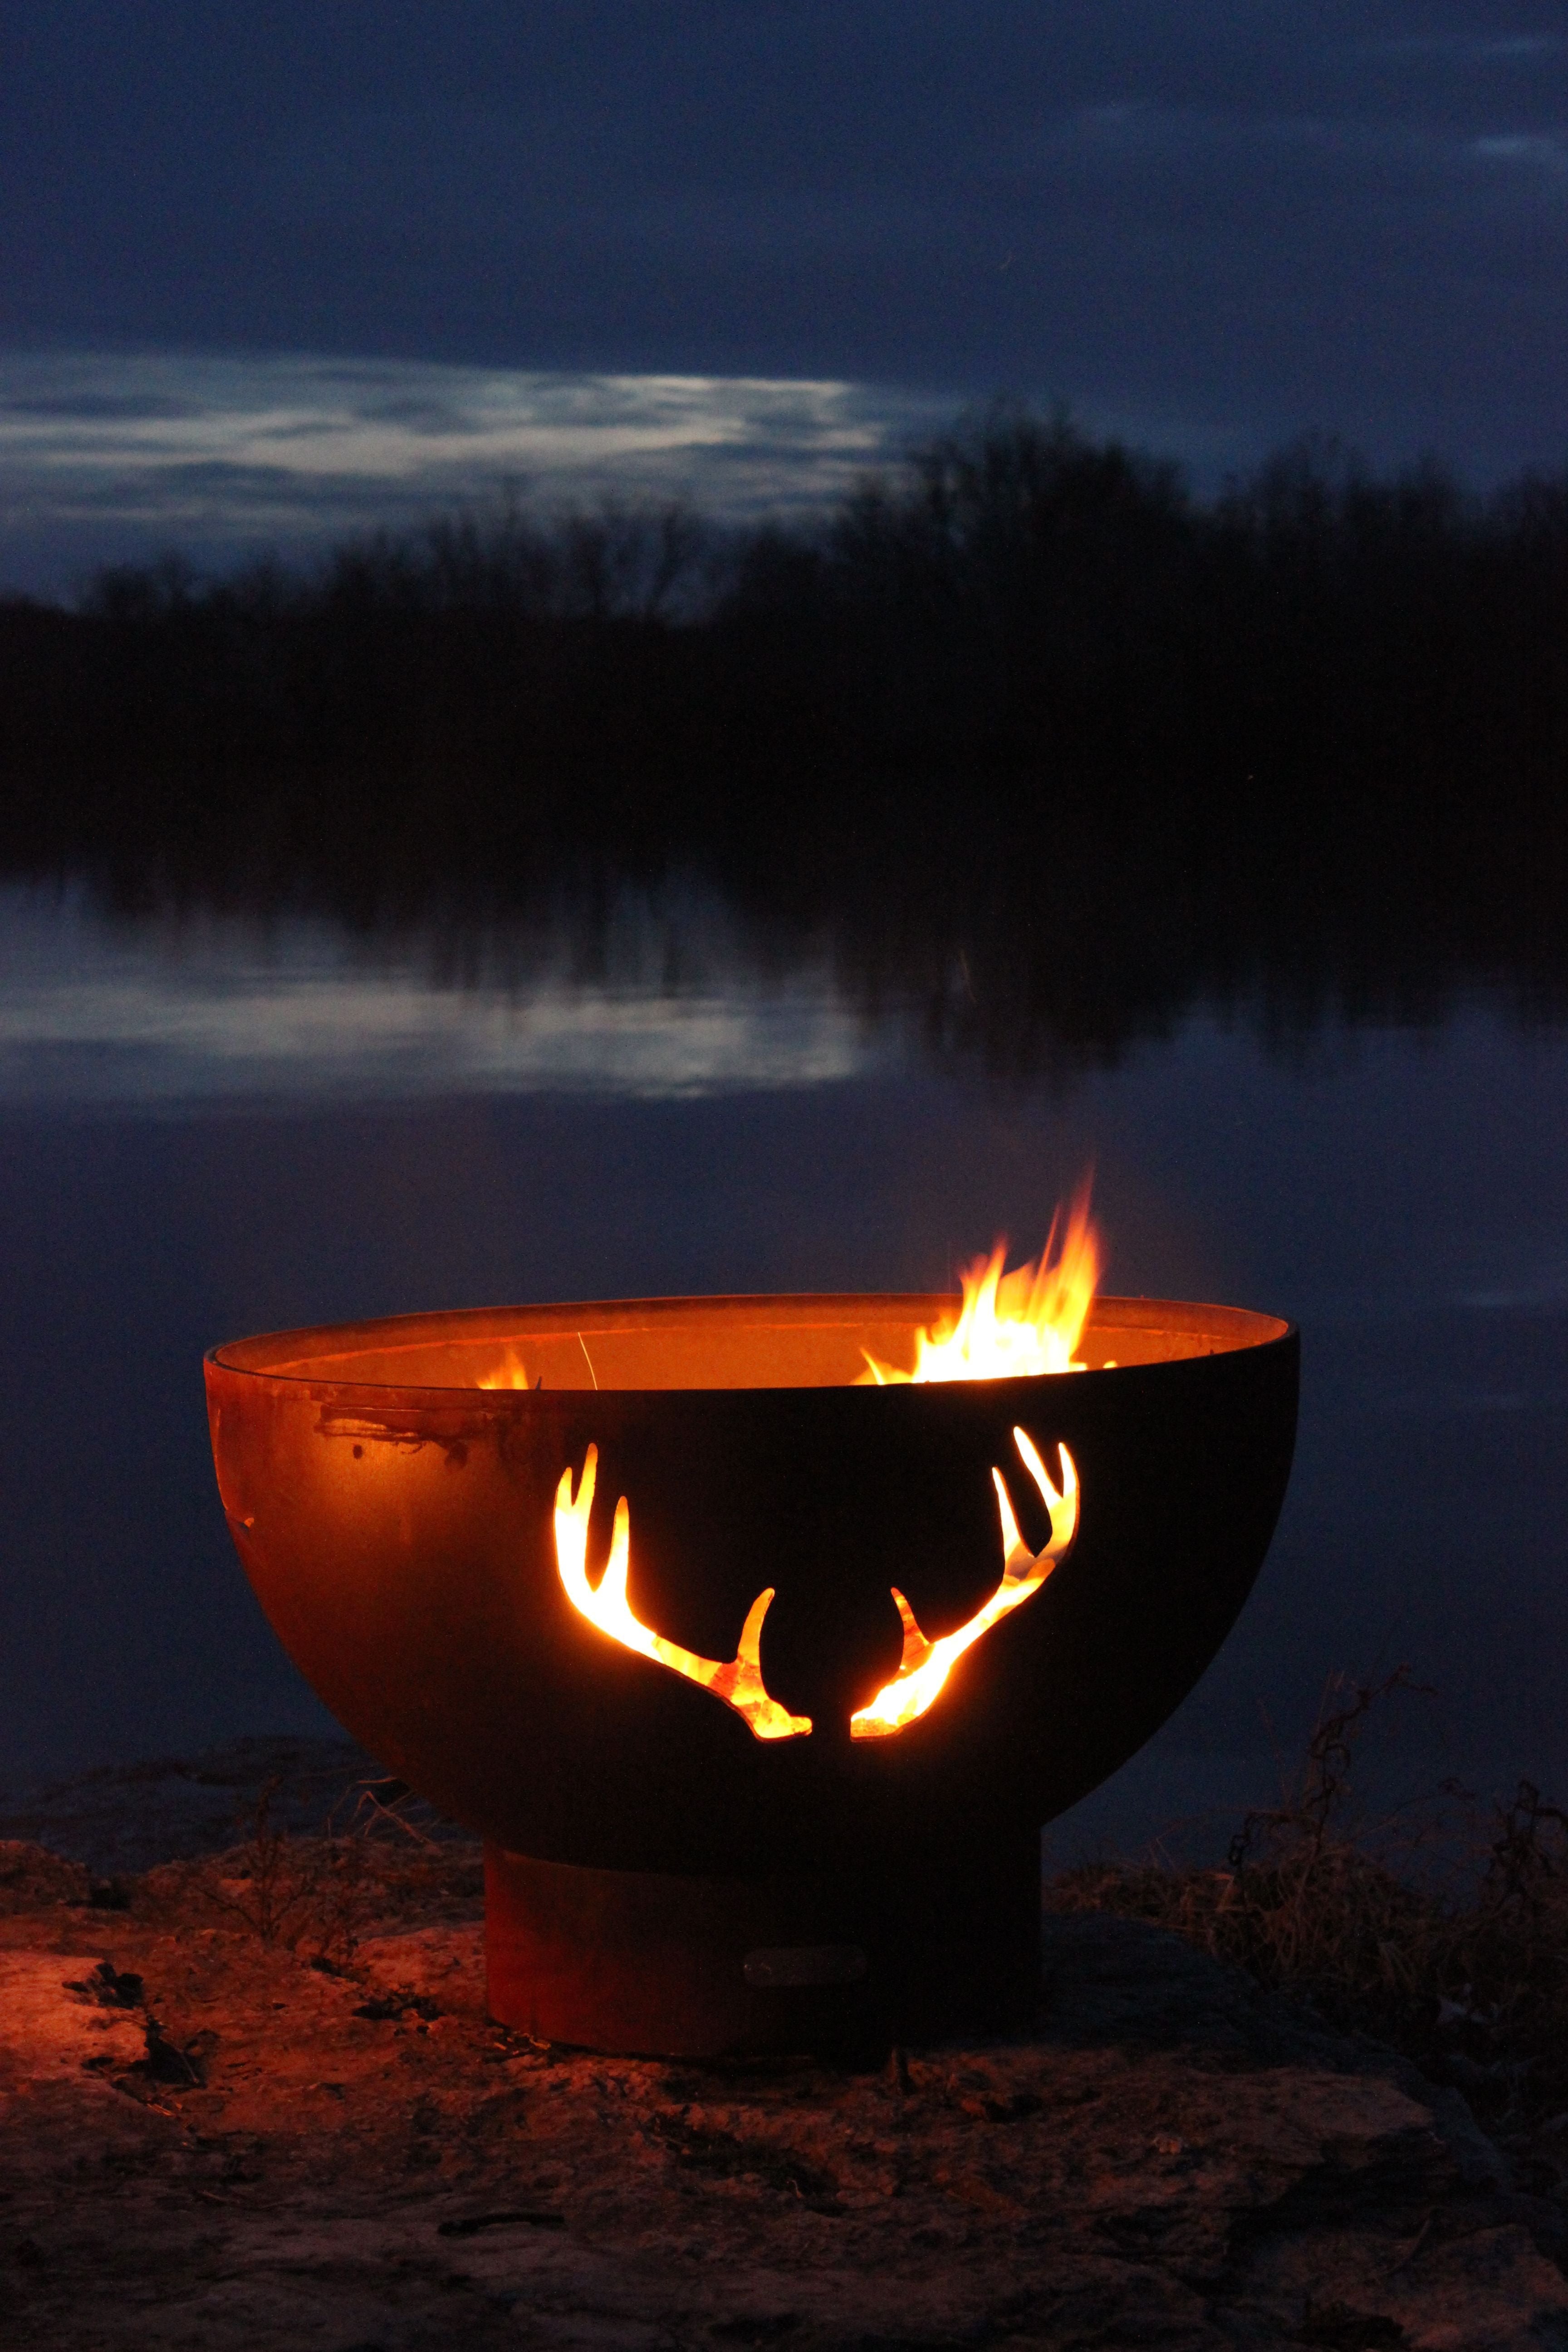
(118, 1699), (1568, 2135)
(1049, 1673), (1568, 2132)
(140, 1771), (484, 1968)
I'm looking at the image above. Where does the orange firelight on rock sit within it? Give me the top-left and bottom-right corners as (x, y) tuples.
(554, 1445), (812, 1741)
(858, 1190), (1101, 1386)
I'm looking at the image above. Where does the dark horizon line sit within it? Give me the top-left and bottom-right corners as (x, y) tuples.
(3, 400), (1565, 616)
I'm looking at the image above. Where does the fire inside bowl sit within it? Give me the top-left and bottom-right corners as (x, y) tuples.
(206, 1293), (1297, 2056)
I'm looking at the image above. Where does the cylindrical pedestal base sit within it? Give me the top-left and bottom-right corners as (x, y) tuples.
(484, 1833), (1041, 2058)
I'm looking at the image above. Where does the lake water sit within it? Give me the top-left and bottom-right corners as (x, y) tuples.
(3, 876), (1565, 1856)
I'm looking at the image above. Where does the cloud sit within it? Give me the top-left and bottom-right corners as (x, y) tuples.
(1362, 35), (1567, 62)
(1472, 133), (1568, 185)
(0, 351), (948, 593)
(4, 5), (1563, 578)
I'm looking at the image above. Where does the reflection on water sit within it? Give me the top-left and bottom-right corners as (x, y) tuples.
(2, 869), (1566, 1859)
(0, 883), (892, 1102)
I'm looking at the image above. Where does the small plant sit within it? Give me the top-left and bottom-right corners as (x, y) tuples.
(1050, 1671), (1568, 2130)
(145, 1769), (485, 1965)
(155, 1775), (372, 1964)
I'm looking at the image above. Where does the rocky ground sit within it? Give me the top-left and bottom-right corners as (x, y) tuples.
(3, 1743), (1568, 2351)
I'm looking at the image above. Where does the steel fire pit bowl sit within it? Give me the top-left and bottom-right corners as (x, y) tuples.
(206, 1293), (1297, 2057)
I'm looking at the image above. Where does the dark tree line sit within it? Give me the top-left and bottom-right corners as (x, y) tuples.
(0, 409), (1563, 1040)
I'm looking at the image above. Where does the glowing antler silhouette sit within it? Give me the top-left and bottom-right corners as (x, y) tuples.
(850, 1429), (1078, 1739)
(554, 1445), (812, 1741)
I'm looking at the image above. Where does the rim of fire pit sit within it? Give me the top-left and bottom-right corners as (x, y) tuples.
(205, 1289), (1300, 1886)
(206, 1291), (1292, 1392)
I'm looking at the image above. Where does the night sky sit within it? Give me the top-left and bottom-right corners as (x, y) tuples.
(2, 4), (1564, 587)
(2, 5), (1567, 1804)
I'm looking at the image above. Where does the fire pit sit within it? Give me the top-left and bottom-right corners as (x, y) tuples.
(205, 1276), (1296, 2058)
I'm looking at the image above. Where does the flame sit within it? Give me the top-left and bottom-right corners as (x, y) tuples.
(478, 1347), (532, 1391)
(850, 1429), (1078, 1739)
(858, 1190), (1100, 1385)
(553, 1445), (811, 1741)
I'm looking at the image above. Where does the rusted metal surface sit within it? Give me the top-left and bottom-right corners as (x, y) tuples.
(206, 1293), (1297, 1874)
(484, 1832), (1042, 2058)
(206, 1290), (1297, 2050)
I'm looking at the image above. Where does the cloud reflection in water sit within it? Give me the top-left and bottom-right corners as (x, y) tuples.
(0, 886), (897, 1105)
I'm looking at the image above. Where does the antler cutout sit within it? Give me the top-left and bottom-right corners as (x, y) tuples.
(554, 1445), (812, 1742)
(850, 1429), (1079, 1740)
